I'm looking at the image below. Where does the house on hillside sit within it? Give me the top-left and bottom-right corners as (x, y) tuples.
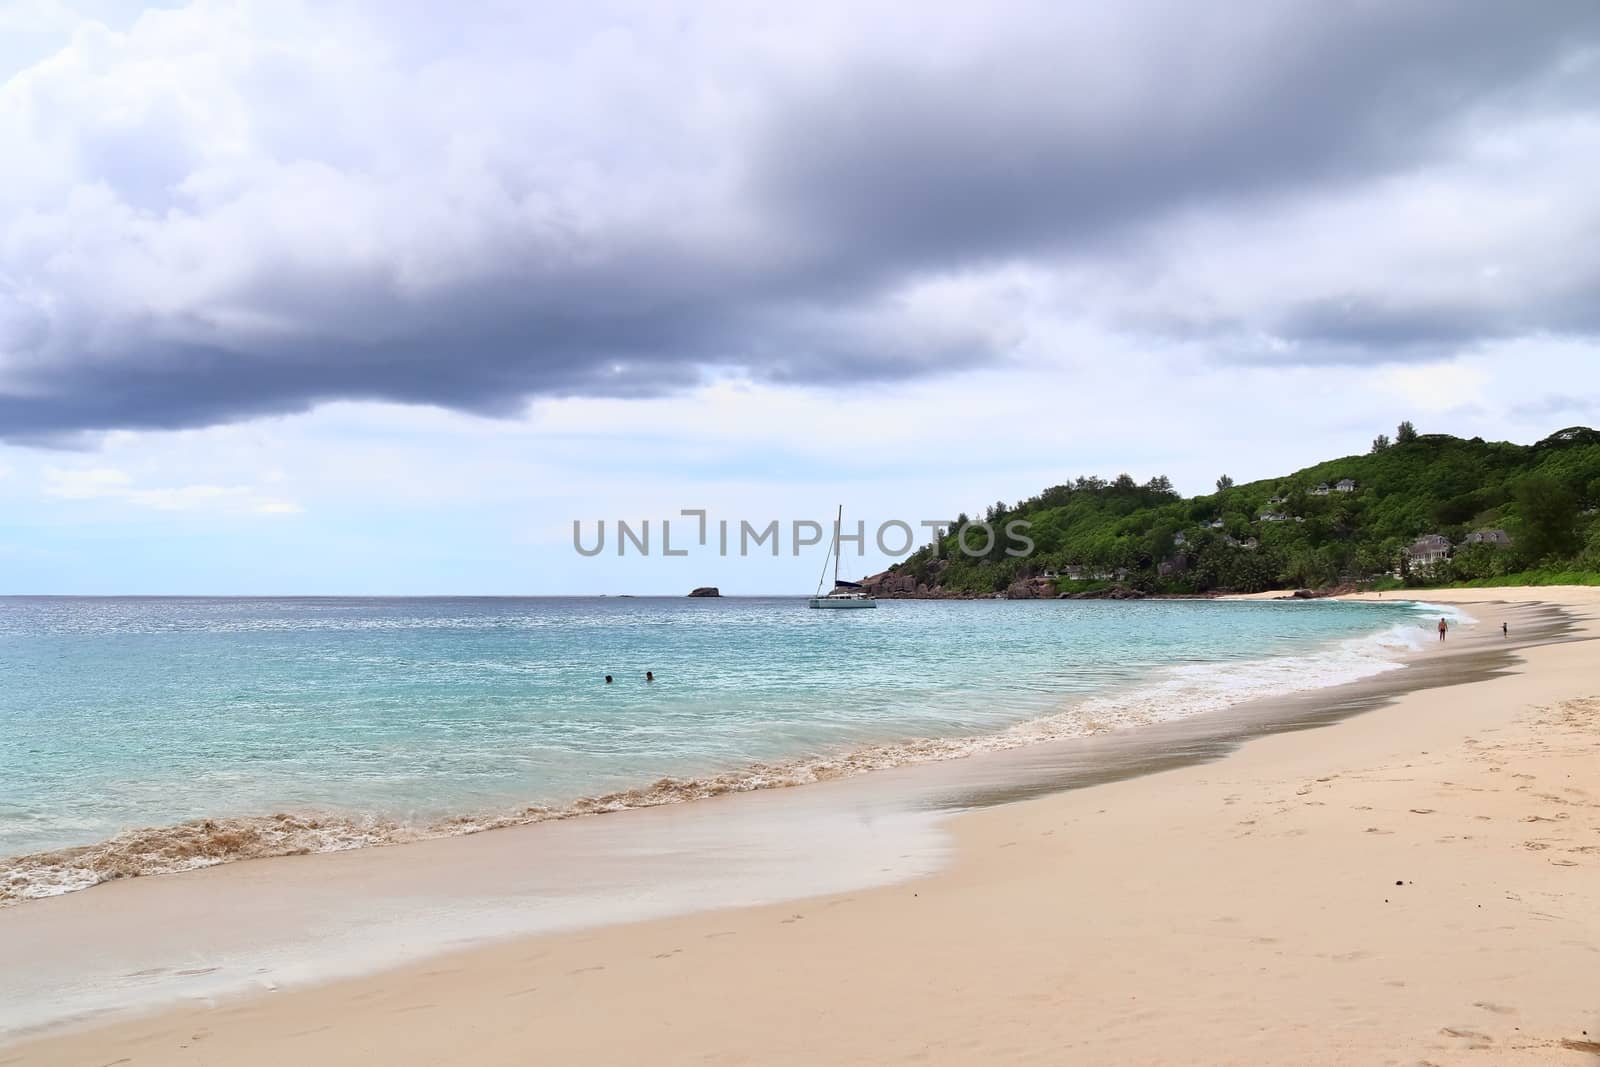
(1207, 518), (1225, 529)
(1463, 528), (1512, 547)
(1311, 483), (1331, 496)
(1173, 531), (1188, 547)
(1260, 510), (1289, 523)
(1405, 534), (1452, 570)
(1335, 478), (1357, 493)
(1062, 565), (1126, 582)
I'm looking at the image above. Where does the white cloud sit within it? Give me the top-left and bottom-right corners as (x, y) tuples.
(43, 465), (302, 514)
(1375, 362), (1491, 415)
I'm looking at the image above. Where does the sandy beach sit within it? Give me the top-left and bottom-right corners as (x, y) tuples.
(6, 588), (1599, 1065)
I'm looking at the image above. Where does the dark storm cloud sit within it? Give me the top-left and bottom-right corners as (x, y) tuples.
(2, 0), (1598, 441)
(750, 2), (1598, 273)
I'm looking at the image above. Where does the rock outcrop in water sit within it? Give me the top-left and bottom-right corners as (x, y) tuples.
(687, 586), (721, 597)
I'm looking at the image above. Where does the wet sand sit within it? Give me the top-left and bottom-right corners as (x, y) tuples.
(5, 589), (1599, 1064)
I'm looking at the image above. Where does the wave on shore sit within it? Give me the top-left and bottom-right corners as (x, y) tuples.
(1, 607), (1466, 905)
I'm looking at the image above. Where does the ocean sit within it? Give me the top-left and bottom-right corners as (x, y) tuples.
(0, 595), (1461, 902)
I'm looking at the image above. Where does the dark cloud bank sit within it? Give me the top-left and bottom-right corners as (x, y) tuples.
(2, 0), (1598, 441)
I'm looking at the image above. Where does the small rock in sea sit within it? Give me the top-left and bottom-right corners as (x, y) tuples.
(687, 586), (721, 598)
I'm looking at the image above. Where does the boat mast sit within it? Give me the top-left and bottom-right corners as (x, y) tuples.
(833, 504), (842, 589)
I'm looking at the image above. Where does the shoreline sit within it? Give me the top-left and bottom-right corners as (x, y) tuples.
(6, 588), (1600, 1063)
(1, 597), (1454, 908)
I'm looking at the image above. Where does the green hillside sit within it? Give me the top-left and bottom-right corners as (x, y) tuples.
(891, 425), (1600, 595)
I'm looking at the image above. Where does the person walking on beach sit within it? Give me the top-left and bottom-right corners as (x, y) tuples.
(1503, 621), (1509, 638)
(1438, 617), (1448, 642)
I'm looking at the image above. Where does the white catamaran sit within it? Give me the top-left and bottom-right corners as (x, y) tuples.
(808, 505), (878, 609)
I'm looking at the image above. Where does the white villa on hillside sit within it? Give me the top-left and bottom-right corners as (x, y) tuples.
(1062, 565), (1128, 582)
(1311, 483), (1331, 496)
(1335, 478), (1357, 493)
(1406, 533), (1452, 570)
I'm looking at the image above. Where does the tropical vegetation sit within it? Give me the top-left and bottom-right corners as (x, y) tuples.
(889, 426), (1600, 595)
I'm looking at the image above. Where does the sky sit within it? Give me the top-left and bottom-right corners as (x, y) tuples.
(1, 0), (1599, 594)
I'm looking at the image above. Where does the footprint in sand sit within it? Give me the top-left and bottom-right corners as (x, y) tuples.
(1439, 1026), (1494, 1048)
(1472, 1001), (1516, 1015)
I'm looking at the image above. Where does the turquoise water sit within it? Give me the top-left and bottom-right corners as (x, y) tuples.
(0, 596), (1453, 896)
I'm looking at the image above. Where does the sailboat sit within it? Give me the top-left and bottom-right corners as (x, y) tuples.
(808, 505), (878, 609)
